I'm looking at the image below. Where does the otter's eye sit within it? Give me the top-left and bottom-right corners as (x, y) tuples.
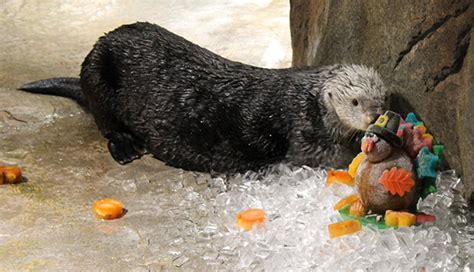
(328, 92), (332, 98)
(352, 99), (359, 106)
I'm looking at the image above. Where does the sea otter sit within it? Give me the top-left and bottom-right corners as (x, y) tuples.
(20, 22), (387, 173)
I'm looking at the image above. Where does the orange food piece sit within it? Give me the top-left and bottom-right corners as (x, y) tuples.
(0, 166), (22, 184)
(328, 220), (361, 239)
(236, 208), (266, 231)
(422, 133), (433, 139)
(93, 199), (124, 220)
(414, 125), (427, 134)
(378, 167), (415, 197)
(416, 213), (436, 224)
(326, 170), (354, 186)
(333, 194), (359, 211)
(348, 153), (366, 178)
(349, 199), (366, 217)
(385, 210), (416, 227)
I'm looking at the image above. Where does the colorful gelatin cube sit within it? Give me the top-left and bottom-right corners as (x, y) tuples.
(385, 210), (416, 227)
(421, 180), (438, 199)
(402, 125), (426, 158)
(334, 194), (359, 211)
(348, 152), (366, 178)
(415, 125), (427, 134)
(398, 213), (416, 226)
(422, 137), (433, 151)
(433, 145), (445, 157)
(416, 147), (439, 179)
(422, 133), (433, 139)
(237, 208), (266, 231)
(328, 220), (361, 239)
(326, 170), (354, 186)
(416, 214), (436, 224)
(405, 112), (424, 126)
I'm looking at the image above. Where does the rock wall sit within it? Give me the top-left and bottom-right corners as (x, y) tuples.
(290, 0), (474, 199)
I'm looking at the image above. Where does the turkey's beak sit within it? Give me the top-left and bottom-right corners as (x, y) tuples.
(361, 138), (375, 153)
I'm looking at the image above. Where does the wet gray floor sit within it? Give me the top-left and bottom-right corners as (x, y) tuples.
(0, 1), (291, 270)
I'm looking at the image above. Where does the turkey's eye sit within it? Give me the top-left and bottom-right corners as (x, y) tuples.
(352, 99), (359, 106)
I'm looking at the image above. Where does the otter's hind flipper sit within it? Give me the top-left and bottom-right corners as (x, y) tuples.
(106, 132), (148, 164)
(19, 77), (87, 107)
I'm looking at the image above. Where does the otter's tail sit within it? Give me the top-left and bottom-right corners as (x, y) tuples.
(19, 77), (87, 108)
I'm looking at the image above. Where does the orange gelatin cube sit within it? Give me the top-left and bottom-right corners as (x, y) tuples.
(326, 170), (354, 186)
(333, 194), (359, 211)
(0, 166), (22, 184)
(328, 220), (361, 239)
(348, 153), (366, 178)
(93, 199), (124, 220)
(415, 125), (427, 134)
(237, 208), (266, 231)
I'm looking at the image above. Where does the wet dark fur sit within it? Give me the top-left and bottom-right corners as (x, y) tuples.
(21, 22), (361, 173)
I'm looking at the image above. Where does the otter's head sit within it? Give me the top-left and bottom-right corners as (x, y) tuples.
(322, 65), (388, 135)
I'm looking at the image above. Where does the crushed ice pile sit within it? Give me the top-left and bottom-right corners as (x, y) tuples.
(168, 165), (473, 271)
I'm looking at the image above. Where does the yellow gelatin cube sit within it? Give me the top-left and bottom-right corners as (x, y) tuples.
(334, 194), (359, 211)
(326, 170), (354, 186)
(415, 125), (427, 134)
(348, 153), (366, 178)
(384, 210), (399, 226)
(422, 133), (433, 139)
(384, 210), (416, 227)
(398, 213), (416, 226)
(328, 220), (361, 239)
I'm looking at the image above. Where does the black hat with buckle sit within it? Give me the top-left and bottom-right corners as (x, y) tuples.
(365, 110), (402, 148)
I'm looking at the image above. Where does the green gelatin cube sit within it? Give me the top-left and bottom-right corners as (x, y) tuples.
(433, 145), (445, 157)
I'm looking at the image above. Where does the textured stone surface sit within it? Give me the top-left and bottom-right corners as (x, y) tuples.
(290, 0), (474, 199)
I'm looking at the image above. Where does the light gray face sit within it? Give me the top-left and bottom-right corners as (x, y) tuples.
(323, 65), (388, 131)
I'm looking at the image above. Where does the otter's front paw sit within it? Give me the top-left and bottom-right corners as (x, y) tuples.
(106, 132), (147, 164)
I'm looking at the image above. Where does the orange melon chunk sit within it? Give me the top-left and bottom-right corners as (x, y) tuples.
(326, 170), (354, 186)
(333, 194), (359, 211)
(0, 166), (22, 184)
(237, 208), (266, 231)
(348, 152), (366, 178)
(328, 220), (361, 239)
(93, 199), (124, 220)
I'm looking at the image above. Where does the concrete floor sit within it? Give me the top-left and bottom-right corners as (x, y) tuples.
(0, 1), (291, 270)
